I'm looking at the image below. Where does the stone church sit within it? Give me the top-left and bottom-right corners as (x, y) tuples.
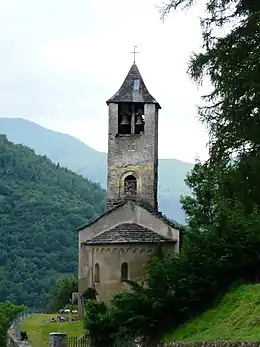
(77, 61), (181, 317)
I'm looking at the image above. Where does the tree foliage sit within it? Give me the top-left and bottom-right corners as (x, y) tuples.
(162, 0), (260, 165)
(0, 135), (106, 308)
(0, 302), (24, 347)
(47, 275), (78, 313)
(84, 300), (118, 347)
(82, 0), (260, 345)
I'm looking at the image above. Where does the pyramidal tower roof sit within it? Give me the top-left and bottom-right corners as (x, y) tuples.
(106, 63), (161, 108)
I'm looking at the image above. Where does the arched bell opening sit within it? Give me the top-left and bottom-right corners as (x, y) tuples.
(117, 102), (145, 135)
(118, 103), (131, 134)
(134, 104), (145, 134)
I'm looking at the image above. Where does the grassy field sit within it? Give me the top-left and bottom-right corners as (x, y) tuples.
(20, 284), (260, 345)
(20, 313), (84, 347)
(166, 284), (260, 341)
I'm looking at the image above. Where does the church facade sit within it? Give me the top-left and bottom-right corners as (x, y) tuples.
(77, 62), (181, 318)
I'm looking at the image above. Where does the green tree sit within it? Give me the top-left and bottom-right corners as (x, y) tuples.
(161, 0), (260, 164)
(47, 275), (78, 313)
(0, 302), (24, 347)
(180, 160), (219, 230)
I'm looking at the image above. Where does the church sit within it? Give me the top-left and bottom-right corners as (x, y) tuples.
(77, 60), (181, 318)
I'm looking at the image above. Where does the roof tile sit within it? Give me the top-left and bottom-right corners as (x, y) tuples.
(85, 223), (174, 244)
(106, 63), (161, 108)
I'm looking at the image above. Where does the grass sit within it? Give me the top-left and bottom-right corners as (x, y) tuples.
(20, 313), (84, 347)
(166, 284), (260, 341)
(20, 284), (260, 345)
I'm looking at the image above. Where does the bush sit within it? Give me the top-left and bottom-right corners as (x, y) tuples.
(84, 300), (118, 347)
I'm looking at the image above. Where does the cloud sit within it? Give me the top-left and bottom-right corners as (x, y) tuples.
(0, 0), (209, 163)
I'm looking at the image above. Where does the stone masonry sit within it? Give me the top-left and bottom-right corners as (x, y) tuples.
(49, 332), (67, 347)
(106, 63), (160, 212)
(107, 101), (159, 211)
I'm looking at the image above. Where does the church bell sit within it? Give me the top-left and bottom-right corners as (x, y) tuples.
(136, 114), (144, 125)
(120, 114), (130, 125)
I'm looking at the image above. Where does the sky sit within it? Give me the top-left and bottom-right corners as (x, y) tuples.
(0, 0), (210, 163)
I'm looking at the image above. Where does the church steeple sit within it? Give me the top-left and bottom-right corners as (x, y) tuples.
(106, 63), (161, 107)
(106, 62), (160, 211)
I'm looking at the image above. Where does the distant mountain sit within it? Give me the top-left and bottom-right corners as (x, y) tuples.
(0, 117), (194, 223)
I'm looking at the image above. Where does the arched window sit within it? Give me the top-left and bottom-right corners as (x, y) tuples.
(124, 175), (137, 196)
(94, 263), (100, 283)
(121, 262), (128, 282)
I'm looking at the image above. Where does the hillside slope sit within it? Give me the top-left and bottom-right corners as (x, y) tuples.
(167, 284), (260, 341)
(0, 117), (106, 184)
(0, 135), (106, 308)
(0, 117), (193, 223)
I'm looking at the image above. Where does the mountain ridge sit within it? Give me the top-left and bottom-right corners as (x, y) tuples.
(0, 117), (193, 223)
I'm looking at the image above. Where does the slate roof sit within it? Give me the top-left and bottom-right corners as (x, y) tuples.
(106, 63), (161, 108)
(76, 199), (184, 232)
(84, 223), (174, 245)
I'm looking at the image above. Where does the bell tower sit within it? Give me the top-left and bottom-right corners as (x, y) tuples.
(106, 62), (161, 211)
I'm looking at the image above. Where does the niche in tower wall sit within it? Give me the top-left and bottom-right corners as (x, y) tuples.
(118, 103), (131, 134)
(134, 104), (145, 134)
(124, 175), (137, 196)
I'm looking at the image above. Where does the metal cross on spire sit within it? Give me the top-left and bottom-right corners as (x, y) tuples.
(130, 46), (140, 63)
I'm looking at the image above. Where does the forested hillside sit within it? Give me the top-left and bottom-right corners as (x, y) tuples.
(0, 135), (106, 308)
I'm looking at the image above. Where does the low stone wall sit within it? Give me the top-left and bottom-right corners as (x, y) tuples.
(6, 329), (32, 347)
(45, 337), (260, 347)
(6, 308), (38, 347)
(165, 342), (260, 347)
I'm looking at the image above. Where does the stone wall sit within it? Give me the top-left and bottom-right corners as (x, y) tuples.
(7, 308), (37, 347)
(92, 243), (160, 301)
(107, 102), (159, 211)
(164, 343), (260, 347)
(6, 329), (32, 347)
(45, 338), (260, 347)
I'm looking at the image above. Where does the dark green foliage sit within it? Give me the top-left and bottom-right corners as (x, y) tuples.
(180, 160), (218, 230)
(84, 300), (118, 347)
(161, 0), (260, 166)
(0, 135), (106, 308)
(0, 302), (24, 347)
(82, 288), (98, 301)
(47, 275), (78, 313)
